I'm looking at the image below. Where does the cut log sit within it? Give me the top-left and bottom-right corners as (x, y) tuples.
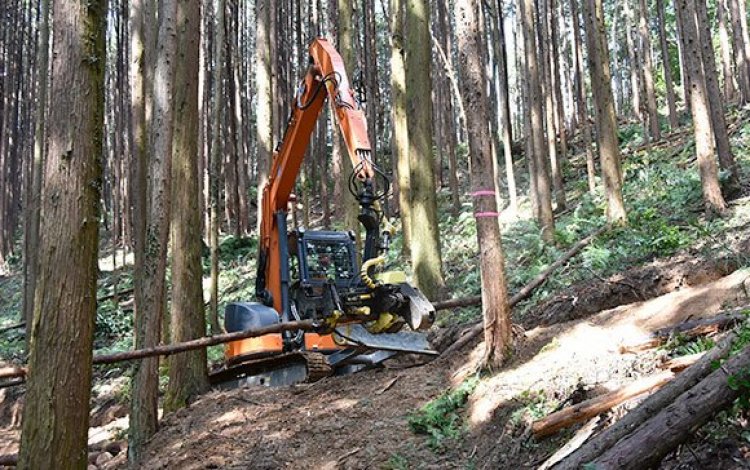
(618, 310), (745, 354)
(0, 454), (17, 466)
(591, 343), (750, 469)
(556, 322), (742, 469)
(532, 371), (675, 438)
(538, 417), (600, 470)
(659, 352), (705, 372)
(440, 227), (606, 356)
(0, 367), (27, 380)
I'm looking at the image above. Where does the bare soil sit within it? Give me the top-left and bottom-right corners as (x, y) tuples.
(2, 262), (749, 469)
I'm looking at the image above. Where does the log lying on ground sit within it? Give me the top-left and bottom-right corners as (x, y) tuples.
(0, 320), (317, 383)
(659, 352), (705, 372)
(556, 322), (742, 469)
(532, 371), (675, 438)
(96, 287), (135, 302)
(439, 227), (606, 357)
(618, 310), (746, 354)
(591, 343), (750, 469)
(0, 454), (17, 466)
(0, 322), (25, 334)
(0, 367), (27, 380)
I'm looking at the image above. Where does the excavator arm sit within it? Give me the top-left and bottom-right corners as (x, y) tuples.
(258, 38), (379, 316)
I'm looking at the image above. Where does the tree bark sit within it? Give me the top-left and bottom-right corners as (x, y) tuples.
(532, 371), (675, 438)
(22, 0), (49, 342)
(728, 0), (750, 103)
(129, 0), (178, 462)
(583, 0), (627, 224)
(676, 0), (727, 217)
(17, 0), (105, 465)
(165, 0), (210, 413)
(520, 0), (555, 241)
(717, 0), (738, 103)
(655, 0), (679, 130)
(454, 0), (512, 367)
(571, 0), (596, 195)
(404, 0), (445, 298)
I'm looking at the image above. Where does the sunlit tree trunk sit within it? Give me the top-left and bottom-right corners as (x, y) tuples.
(454, 0), (512, 368)
(584, 0), (627, 224)
(165, 0), (210, 413)
(18, 0), (105, 465)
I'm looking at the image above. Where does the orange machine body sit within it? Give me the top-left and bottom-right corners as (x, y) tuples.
(226, 38), (374, 361)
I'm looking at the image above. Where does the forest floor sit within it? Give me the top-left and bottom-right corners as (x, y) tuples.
(3, 112), (750, 468)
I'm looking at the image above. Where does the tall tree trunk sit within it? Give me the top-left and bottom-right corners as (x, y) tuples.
(129, 0), (178, 462)
(675, 0), (727, 216)
(571, 0), (596, 194)
(165, 0), (210, 413)
(208, 0), (226, 336)
(492, 0), (517, 215)
(23, 0), (49, 342)
(454, 0), (512, 368)
(405, 0), (445, 299)
(336, 0), (361, 250)
(728, 0), (750, 103)
(638, 0), (661, 140)
(390, 0), (411, 253)
(656, 0), (679, 130)
(583, 0), (627, 224)
(256, 0), (273, 235)
(520, 0), (555, 241)
(694, 0), (741, 194)
(717, 0), (738, 102)
(17, 0), (105, 465)
(540, 0), (566, 211)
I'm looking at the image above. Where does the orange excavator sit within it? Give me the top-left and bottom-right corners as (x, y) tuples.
(209, 39), (437, 387)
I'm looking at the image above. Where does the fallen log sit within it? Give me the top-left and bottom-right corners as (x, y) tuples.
(0, 322), (25, 334)
(555, 320), (742, 469)
(0, 320), (317, 383)
(591, 343), (750, 470)
(618, 311), (746, 354)
(0, 367), (28, 380)
(440, 227), (606, 356)
(0, 454), (17, 466)
(96, 287), (134, 302)
(659, 352), (705, 372)
(538, 417), (600, 470)
(532, 371), (675, 438)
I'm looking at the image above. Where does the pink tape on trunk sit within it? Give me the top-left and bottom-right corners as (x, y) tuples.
(474, 212), (501, 218)
(471, 189), (496, 197)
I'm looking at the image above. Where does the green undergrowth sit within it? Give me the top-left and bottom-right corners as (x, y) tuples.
(436, 113), (750, 327)
(408, 376), (479, 451)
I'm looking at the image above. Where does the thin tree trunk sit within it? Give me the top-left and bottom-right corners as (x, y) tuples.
(656, 0), (679, 130)
(129, 0), (178, 462)
(521, 0), (555, 241)
(675, 0), (727, 216)
(584, 0), (627, 224)
(638, 0), (661, 140)
(717, 0), (738, 102)
(571, 0), (596, 194)
(454, 0), (512, 368)
(165, 0), (210, 413)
